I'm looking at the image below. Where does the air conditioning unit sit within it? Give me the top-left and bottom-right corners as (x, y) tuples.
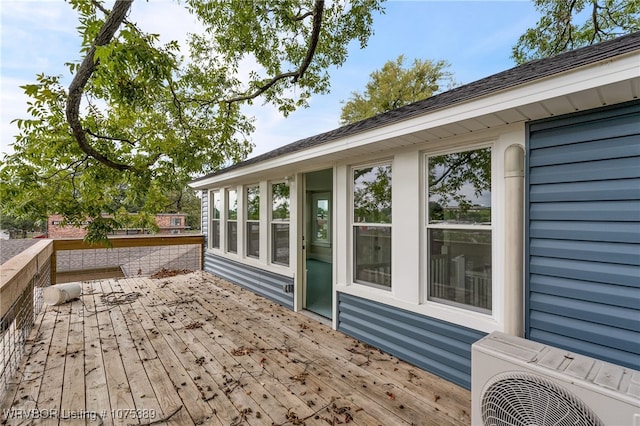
(472, 331), (640, 426)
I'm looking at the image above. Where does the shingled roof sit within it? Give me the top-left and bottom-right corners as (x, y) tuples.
(192, 31), (640, 183)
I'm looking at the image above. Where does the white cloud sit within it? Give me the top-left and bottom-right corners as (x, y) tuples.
(0, 77), (29, 155)
(131, 1), (201, 48)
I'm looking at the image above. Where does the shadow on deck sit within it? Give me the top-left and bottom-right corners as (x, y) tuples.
(1, 271), (470, 425)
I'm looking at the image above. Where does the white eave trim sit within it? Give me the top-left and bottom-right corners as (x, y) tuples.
(190, 51), (640, 190)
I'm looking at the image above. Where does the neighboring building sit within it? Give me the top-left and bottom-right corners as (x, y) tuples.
(47, 213), (189, 238)
(190, 33), (640, 390)
(155, 213), (189, 234)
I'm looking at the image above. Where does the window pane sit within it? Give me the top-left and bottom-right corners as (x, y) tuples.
(211, 220), (220, 249)
(228, 190), (237, 220)
(227, 221), (237, 253)
(246, 222), (260, 258)
(247, 186), (260, 220)
(272, 183), (290, 221)
(212, 192), (221, 220)
(428, 147), (491, 225)
(271, 223), (289, 265)
(353, 165), (392, 224)
(429, 229), (491, 312)
(354, 226), (391, 288)
(314, 198), (329, 242)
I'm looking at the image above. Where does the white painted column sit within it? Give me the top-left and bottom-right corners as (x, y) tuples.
(333, 165), (349, 329)
(391, 150), (421, 303)
(259, 181), (269, 263)
(237, 184), (245, 258)
(291, 173), (303, 312)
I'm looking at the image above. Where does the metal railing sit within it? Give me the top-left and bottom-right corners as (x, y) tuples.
(0, 234), (204, 402)
(51, 234), (204, 283)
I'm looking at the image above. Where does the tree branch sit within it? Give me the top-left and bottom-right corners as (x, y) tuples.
(85, 129), (135, 146)
(66, 0), (135, 172)
(591, 0), (601, 44)
(430, 152), (474, 189)
(224, 0), (324, 104)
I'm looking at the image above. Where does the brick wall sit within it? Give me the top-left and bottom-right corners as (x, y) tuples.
(48, 214), (87, 239)
(47, 213), (189, 238)
(155, 214), (188, 234)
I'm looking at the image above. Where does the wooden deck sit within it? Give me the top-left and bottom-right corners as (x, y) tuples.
(1, 272), (470, 425)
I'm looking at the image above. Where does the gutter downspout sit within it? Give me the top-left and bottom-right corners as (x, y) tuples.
(503, 145), (525, 337)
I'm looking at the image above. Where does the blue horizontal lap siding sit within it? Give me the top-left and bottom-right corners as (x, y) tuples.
(529, 275), (639, 309)
(530, 238), (639, 265)
(529, 178), (640, 202)
(529, 328), (639, 369)
(337, 292), (485, 389)
(204, 253), (294, 309)
(526, 101), (640, 371)
(530, 220), (639, 244)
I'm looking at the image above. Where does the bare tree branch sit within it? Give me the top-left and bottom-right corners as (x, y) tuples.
(66, 0), (135, 171)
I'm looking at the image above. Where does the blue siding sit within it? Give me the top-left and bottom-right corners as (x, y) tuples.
(204, 253), (294, 309)
(337, 292), (485, 389)
(526, 100), (640, 371)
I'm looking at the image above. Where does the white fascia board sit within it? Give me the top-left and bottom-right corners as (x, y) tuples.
(190, 52), (639, 191)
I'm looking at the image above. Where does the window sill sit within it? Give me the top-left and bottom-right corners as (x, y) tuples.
(336, 283), (501, 333)
(205, 248), (294, 278)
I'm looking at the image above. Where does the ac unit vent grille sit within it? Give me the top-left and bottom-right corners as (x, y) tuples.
(481, 372), (605, 426)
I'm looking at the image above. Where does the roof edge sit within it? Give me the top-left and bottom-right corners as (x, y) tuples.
(190, 32), (640, 185)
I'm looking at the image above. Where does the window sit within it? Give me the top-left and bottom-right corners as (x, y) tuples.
(427, 147), (492, 313)
(211, 191), (221, 249)
(227, 189), (238, 253)
(311, 192), (330, 246)
(352, 164), (392, 288)
(170, 217), (182, 226)
(271, 182), (290, 266)
(246, 185), (260, 258)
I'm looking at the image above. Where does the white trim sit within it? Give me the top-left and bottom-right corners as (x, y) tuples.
(335, 284), (500, 332)
(331, 130), (523, 334)
(259, 181), (269, 264)
(244, 184), (261, 260)
(225, 187), (239, 256)
(269, 180), (292, 268)
(204, 248), (294, 278)
(350, 161), (393, 290)
(310, 192), (331, 247)
(423, 143), (495, 321)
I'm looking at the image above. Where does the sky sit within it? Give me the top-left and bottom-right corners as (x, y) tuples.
(0, 0), (540, 160)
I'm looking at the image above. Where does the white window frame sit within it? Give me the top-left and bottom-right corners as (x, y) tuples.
(210, 190), (221, 250)
(423, 144), (494, 315)
(270, 181), (290, 267)
(226, 188), (238, 254)
(351, 161), (393, 290)
(245, 184), (260, 259)
(311, 192), (331, 248)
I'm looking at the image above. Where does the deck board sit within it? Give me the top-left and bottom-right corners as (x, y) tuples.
(83, 283), (113, 425)
(1, 271), (470, 425)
